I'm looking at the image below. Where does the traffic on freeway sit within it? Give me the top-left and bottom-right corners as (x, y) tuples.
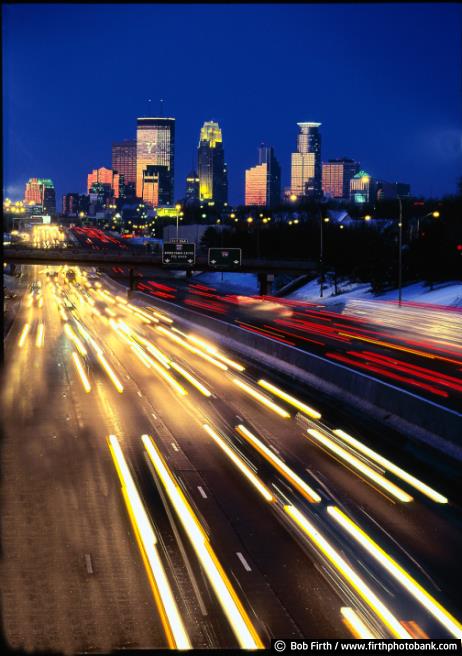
(3, 230), (462, 653)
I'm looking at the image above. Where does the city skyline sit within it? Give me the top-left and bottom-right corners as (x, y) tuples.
(3, 3), (462, 204)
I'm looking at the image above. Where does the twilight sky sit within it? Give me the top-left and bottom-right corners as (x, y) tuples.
(3, 3), (462, 205)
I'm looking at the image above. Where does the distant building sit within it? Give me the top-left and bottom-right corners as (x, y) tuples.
(24, 178), (56, 215)
(136, 117), (175, 206)
(87, 167), (121, 198)
(350, 170), (375, 203)
(290, 122), (322, 199)
(376, 181), (411, 200)
(245, 144), (281, 207)
(112, 140), (136, 186)
(198, 121), (228, 206)
(184, 170), (200, 206)
(62, 193), (80, 216)
(322, 158), (360, 200)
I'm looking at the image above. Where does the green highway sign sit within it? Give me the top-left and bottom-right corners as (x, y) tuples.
(162, 242), (195, 265)
(208, 248), (242, 267)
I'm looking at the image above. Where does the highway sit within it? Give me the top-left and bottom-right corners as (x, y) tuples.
(1, 228), (462, 653)
(65, 225), (462, 413)
(2, 226), (462, 651)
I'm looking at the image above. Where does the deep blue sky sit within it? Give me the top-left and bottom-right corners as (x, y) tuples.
(3, 3), (462, 205)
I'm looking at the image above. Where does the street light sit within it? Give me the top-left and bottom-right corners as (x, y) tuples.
(320, 217), (330, 298)
(364, 214), (372, 221)
(175, 203), (182, 240)
(398, 201), (441, 306)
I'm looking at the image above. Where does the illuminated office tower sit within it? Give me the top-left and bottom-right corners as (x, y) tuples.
(245, 144), (281, 207)
(136, 117), (175, 205)
(141, 165), (170, 207)
(112, 140), (136, 197)
(112, 140), (136, 184)
(24, 178), (56, 215)
(290, 122), (322, 199)
(87, 167), (121, 198)
(350, 170), (375, 203)
(198, 121), (228, 205)
(322, 158), (359, 200)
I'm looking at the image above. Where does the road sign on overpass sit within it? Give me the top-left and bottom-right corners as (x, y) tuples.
(208, 248), (242, 268)
(162, 242), (195, 265)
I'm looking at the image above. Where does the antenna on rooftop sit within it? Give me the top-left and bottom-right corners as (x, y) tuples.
(159, 98), (164, 117)
(147, 98), (152, 116)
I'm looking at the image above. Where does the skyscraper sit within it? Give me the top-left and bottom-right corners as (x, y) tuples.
(136, 117), (175, 206)
(290, 122), (322, 199)
(322, 158), (360, 200)
(24, 178), (56, 215)
(197, 121), (228, 206)
(112, 140), (136, 185)
(245, 144), (281, 207)
(62, 193), (80, 216)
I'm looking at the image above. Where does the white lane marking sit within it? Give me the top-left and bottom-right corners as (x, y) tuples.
(151, 412), (157, 419)
(85, 554), (94, 574)
(137, 391), (142, 397)
(197, 486), (208, 499)
(236, 552), (252, 572)
(171, 442), (179, 452)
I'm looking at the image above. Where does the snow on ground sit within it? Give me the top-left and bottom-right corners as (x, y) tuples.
(288, 278), (462, 309)
(193, 271), (259, 294)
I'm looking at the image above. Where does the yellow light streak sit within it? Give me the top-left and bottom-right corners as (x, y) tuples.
(233, 378), (290, 419)
(134, 335), (171, 368)
(127, 304), (154, 323)
(64, 323), (88, 357)
(328, 507), (462, 638)
(187, 334), (245, 371)
(115, 295), (128, 304)
(130, 342), (153, 369)
(142, 434), (264, 649)
(284, 505), (412, 638)
(156, 326), (228, 370)
(338, 332), (461, 366)
(236, 425), (321, 503)
(148, 357), (187, 397)
(341, 607), (376, 639)
(306, 429), (413, 503)
(257, 379), (321, 419)
(332, 429), (447, 504)
(104, 307), (117, 317)
(202, 424), (274, 502)
(18, 323), (30, 348)
(108, 436), (191, 649)
(97, 352), (124, 393)
(169, 362), (211, 396)
(151, 310), (173, 324)
(71, 351), (91, 393)
(35, 323), (45, 348)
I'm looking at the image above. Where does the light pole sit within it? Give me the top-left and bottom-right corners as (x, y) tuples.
(175, 203), (181, 241)
(398, 197), (403, 306)
(398, 200), (440, 306)
(319, 215), (329, 298)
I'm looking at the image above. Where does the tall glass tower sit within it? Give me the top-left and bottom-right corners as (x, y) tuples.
(197, 121), (228, 206)
(290, 122), (322, 199)
(136, 117), (175, 205)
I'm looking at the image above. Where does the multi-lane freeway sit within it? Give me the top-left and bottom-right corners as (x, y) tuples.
(2, 226), (462, 653)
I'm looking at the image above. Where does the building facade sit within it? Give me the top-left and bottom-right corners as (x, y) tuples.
(136, 117), (175, 206)
(197, 121), (228, 206)
(112, 140), (136, 185)
(86, 167), (121, 198)
(322, 158), (360, 200)
(24, 178), (56, 215)
(62, 193), (80, 216)
(375, 181), (411, 200)
(245, 144), (281, 207)
(184, 170), (200, 206)
(290, 122), (322, 199)
(350, 170), (375, 203)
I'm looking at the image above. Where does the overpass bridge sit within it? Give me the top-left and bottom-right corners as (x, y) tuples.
(4, 246), (318, 294)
